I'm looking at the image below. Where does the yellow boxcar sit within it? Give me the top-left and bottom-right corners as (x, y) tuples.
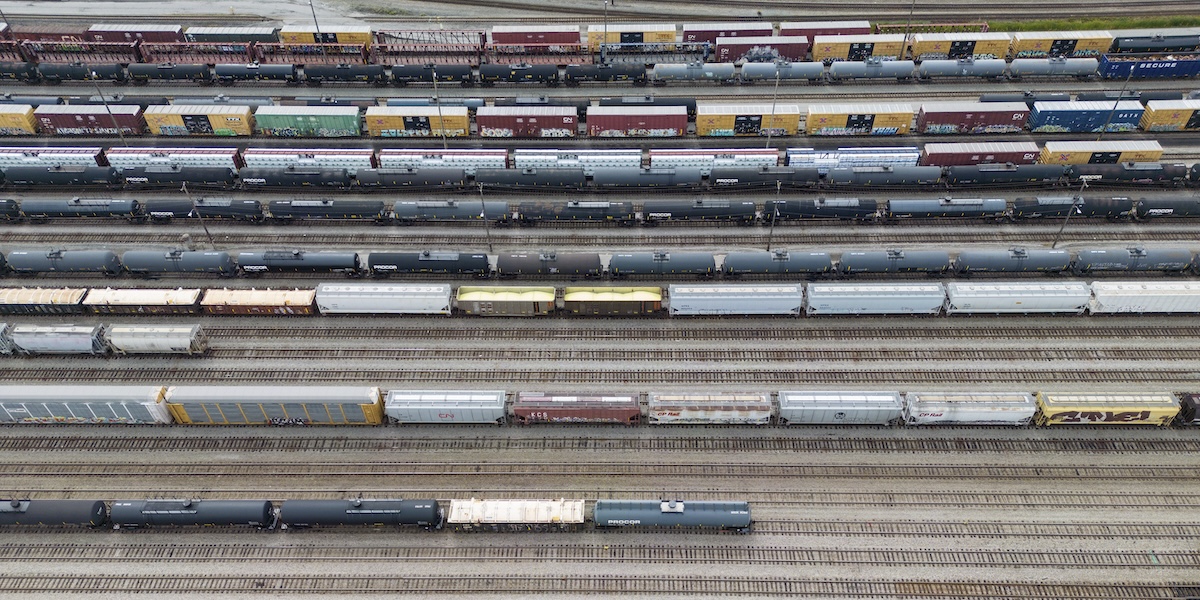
(364, 106), (470, 137)
(278, 25), (373, 45)
(696, 103), (801, 137)
(0, 105), (38, 135)
(143, 105), (254, 137)
(1010, 31), (1112, 58)
(910, 32), (1011, 60)
(165, 385), (384, 425)
(1139, 99), (1200, 132)
(811, 34), (905, 62)
(1035, 392), (1180, 426)
(586, 23), (676, 52)
(1038, 140), (1163, 165)
(806, 104), (913, 136)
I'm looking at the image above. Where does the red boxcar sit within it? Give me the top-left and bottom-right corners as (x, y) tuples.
(779, 20), (872, 39)
(586, 106), (688, 138)
(916, 101), (1030, 134)
(477, 106), (577, 138)
(716, 36), (809, 63)
(513, 392), (642, 425)
(34, 105), (146, 136)
(9, 25), (89, 43)
(681, 22), (774, 45)
(920, 142), (1042, 166)
(86, 23), (185, 44)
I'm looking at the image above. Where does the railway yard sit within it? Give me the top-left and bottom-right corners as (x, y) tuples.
(3, 5), (1200, 600)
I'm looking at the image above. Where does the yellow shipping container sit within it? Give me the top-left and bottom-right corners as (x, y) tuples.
(0, 105), (38, 135)
(364, 106), (470, 138)
(1038, 141), (1163, 165)
(806, 104), (913, 136)
(1139, 99), (1200, 132)
(1011, 31), (1112, 58)
(586, 24), (676, 52)
(910, 32), (1011, 60)
(278, 25), (373, 45)
(811, 34), (905, 62)
(143, 105), (254, 137)
(696, 103), (800, 137)
(1035, 392), (1180, 426)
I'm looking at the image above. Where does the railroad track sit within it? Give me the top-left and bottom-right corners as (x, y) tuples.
(0, 436), (1192, 454)
(200, 346), (1200, 362)
(1, 575), (1196, 597)
(2, 541), (1196, 568)
(3, 366), (1198, 385)
(7, 462), (1195, 481)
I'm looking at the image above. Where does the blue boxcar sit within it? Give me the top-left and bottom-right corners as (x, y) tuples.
(1098, 55), (1200, 79)
(1029, 101), (1144, 133)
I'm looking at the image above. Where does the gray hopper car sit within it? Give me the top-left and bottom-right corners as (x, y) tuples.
(141, 198), (263, 222)
(239, 167), (353, 188)
(722, 250), (835, 277)
(593, 499), (751, 532)
(828, 166), (942, 187)
(0, 500), (108, 527)
(592, 167), (704, 188)
(122, 250), (236, 276)
(391, 199), (508, 223)
(642, 199), (757, 224)
(18, 197), (140, 220)
(496, 252), (603, 278)
(517, 200), (636, 224)
(279, 499), (442, 529)
(609, 251), (716, 278)
(768, 198), (879, 220)
(355, 168), (468, 189)
(110, 499), (273, 528)
(236, 250), (361, 273)
(840, 250), (951, 274)
(886, 197), (1007, 218)
(268, 199), (387, 221)
(6, 249), (122, 275)
(476, 167), (587, 188)
(367, 251), (491, 276)
(953, 248), (1073, 274)
(1072, 247), (1195, 274)
(918, 58), (1007, 79)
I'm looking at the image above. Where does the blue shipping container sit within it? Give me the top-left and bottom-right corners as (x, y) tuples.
(1029, 100), (1144, 133)
(1098, 54), (1200, 79)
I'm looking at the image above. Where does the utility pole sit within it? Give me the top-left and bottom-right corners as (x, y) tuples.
(765, 69), (780, 148)
(1051, 178), (1093, 249)
(92, 73), (128, 147)
(181, 182), (216, 250)
(479, 183), (493, 253)
(767, 181), (781, 251)
(1097, 67), (1135, 141)
(432, 67), (448, 150)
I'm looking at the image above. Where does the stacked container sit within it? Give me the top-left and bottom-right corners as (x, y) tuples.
(585, 23), (676, 52)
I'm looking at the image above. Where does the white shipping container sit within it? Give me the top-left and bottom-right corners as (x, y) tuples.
(806, 283), (946, 315)
(9, 324), (107, 355)
(0, 384), (171, 424)
(904, 392), (1037, 426)
(668, 284), (803, 316)
(1089, 281), (1200, 314)
(778, 390), (903, 425)
(106, 324), (207, 355)
(647, 392), (772, 425)
(384, 390), (507, 424)
(315, 283), (452, 315)
(945, 282), (1091, 314)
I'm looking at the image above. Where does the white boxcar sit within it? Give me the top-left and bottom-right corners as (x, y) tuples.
(9, 324), (107, 355)
(0, 323), (13, 354)
(669, 284), (803, 316)
(242, 147), (375, 171)
(0, 147), (104, 168)
(315, 283), (452, 315)
(1089, 281), (1200, 314)
(904, 392), (1037, 426)
(105, 147), (241, 169)
(806, 283), (945, 315)
(447, 498), (586, 531)
(647, 392), (773, 425)
(106, 324), (207, 355)
(778, 390), (903, 425)
(0, 385), (171, 424)
(945, 282), (1091, 314)
(384, 390), (507, 424)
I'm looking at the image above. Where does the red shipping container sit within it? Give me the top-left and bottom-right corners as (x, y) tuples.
(513, 392), (641, 425)
(9, 25), (88, 43)
(716, 36), (809, 62)
(586, 106), (687, 138)
(779, 20), (872, 39)
(920, 142), (1042, 166)
(681, 22), (774, 45)
(34, 105), (145, 136)
(490, 25), (580, 46)
(477, 106), (577, 138)
(86, 24), (185, 44)
(916, 101), (1029, 134)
